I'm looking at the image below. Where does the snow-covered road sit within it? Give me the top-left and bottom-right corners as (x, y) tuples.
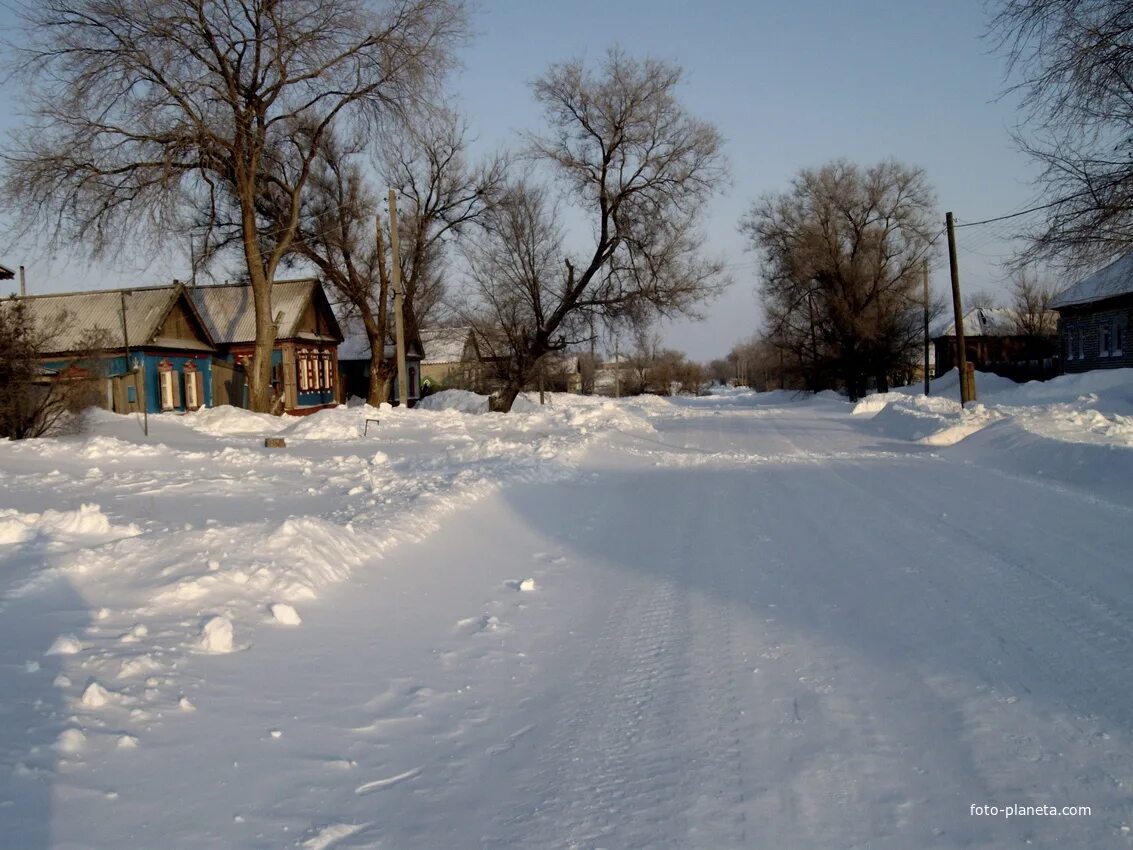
(3, 390), (1132, 848)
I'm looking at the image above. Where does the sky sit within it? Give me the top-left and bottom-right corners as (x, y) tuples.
(0, 0), (1041, 362)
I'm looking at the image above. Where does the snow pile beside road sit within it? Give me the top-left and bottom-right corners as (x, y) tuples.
(854, 368), (1133, 499)
(0, 503), (141, 548)
(179, 404), (292, 436)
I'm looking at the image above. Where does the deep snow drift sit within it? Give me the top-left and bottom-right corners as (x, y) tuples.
(1, 375), (1131, 848)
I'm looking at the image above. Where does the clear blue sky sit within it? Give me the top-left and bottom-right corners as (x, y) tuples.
(0, 0), (1039, 361)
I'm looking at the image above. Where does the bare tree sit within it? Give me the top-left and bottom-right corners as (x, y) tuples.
(990, 0), (1133, 268)
(968, 290), (1000, 310)
(2, 0), (465, 411)
(741, 160), (938, 399)
(1009, 267), (1059, 337)
(382, 112), (507, 340)
(459, 182), (568, 402)
(272, 110), (500, 405)
(461, 50), (729, 411)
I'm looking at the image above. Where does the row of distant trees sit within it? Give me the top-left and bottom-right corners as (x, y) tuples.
(0, 0), (729, 414)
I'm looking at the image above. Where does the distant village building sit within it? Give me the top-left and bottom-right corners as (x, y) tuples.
(418, 326), (481, 389)
(1051, 253), (1133, 373)
(932, 306), (1058, 382)
(336, 315), (424, 406)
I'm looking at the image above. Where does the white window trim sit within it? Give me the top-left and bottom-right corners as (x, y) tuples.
(159, 369), (175, 411)
(297, 349), (309, 392)
(185, 369), (198, 410)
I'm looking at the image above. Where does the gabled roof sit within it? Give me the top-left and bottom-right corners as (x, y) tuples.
(0, 263), (14, 280)
(190, 279), (342, 345)
(4, 284), (214, 355)
(419, 326), (474, 364)
(1051, 251), (1133, 308)
(335, 312), (423, 361)
(930, 306), (1049, 339)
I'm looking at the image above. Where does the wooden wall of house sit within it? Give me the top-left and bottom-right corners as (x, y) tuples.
(157, 300), (207, 342)
(1059, 297), (1133, 373)
(211, 359), (246, 407)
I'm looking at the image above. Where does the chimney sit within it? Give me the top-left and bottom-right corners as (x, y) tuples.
(19, 265), (26, 297)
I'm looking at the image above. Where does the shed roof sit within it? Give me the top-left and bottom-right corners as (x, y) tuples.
(1051, 251), (1133, 308)
(4, 285), (209, 355)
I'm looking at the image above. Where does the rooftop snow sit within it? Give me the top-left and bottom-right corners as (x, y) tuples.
(1051, 251), (1133, 308)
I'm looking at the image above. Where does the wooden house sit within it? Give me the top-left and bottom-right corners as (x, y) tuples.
(189, 279), (344, 414)
(932, 306), (1058, 382)
(7, 284), (217, 414)
(336, 315), (424, 405)
(1051, 253), (1133, 373)
(418, 326), (481, 389)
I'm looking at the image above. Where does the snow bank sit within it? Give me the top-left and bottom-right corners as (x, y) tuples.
(281, 404), (386, 440)
(417, 389), (489, 413)
(854, 368), (1133, 496)
(180, 405), (290, 436)
(0, 504), (141, 547)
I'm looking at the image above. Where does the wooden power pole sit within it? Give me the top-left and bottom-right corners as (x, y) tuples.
(945, 212), (975, 406)
(923, 260), (930, 396)
(388, 190), (409, 408)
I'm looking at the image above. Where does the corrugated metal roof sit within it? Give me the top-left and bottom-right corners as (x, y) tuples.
(4, 286), (184, 354)
(419, 326), (473, 364)
(190, 279), (321, 344)
(1051, 251), (1133, 308)
(337, 312), (422, 361)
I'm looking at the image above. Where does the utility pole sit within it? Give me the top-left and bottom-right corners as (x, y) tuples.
(923, 260), (930, 396)
(120, 291), (146, 435)
(945, 212), (975, 406)
(18, 265), (26, 297)
(388, 190), (409, 408)
(613, 336), (620, 398)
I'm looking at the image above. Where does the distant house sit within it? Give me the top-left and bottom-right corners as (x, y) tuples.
(8, 284), (217, 414)
(1051, 253), (1133, 373)
(418, 326), (481, 388)
(932, 306), (1058, 382)
(336, 315), (424, 405)
(189, 279), (343, 414)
